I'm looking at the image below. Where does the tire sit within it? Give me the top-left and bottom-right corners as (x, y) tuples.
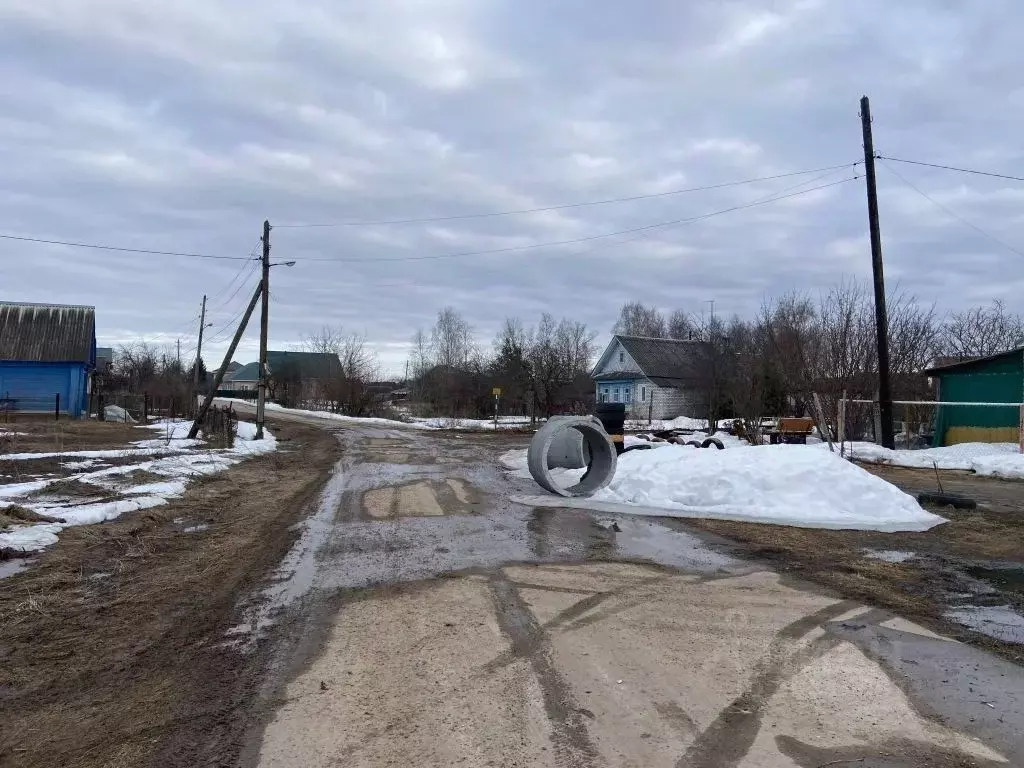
(701, 437), (725, 450)
(685, 440), (702, 448)
(916, 491), (977, 509)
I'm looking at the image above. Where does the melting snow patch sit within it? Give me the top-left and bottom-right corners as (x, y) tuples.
(507, 443), (946, 532)
(0, 420), (277, 554)
(842, 441), (1024, 479)
(945, 605), (1024, 644)
(864, 549), (917, 563)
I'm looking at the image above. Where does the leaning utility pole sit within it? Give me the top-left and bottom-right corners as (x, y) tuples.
(256, 219), (270, 440)
(192, 294), (208, 396)
(860, 95), (895, 449)
(188, 281), (263, 439)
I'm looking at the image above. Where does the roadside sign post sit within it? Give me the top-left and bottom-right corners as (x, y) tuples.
(492, 387), (502, 430)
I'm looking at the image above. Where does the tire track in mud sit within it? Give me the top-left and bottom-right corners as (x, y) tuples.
(675, 601), (878, 768)
(487, 571), (603, 767)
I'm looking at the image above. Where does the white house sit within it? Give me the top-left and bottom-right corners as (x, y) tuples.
(591, 335), (708, 420)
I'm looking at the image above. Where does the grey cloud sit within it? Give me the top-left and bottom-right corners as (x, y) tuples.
(1, 0), (1023, 374)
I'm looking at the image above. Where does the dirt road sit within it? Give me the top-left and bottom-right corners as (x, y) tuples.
(213, 405), (1024, 768)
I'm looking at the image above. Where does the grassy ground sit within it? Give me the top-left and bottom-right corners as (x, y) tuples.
(0, 418), (143, 454)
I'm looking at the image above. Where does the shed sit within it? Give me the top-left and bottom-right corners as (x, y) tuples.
(0, 302), (97, 418)
(925, 348), (1023, 446)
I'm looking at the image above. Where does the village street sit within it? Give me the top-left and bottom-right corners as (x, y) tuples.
(221, 403), (1024, 768)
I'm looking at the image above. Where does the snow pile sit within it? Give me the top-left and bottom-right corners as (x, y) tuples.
(0, 419), (277, 553)
(625, 415), (710, 432)
(843, 441), (1024, 479)
(507, 443), (945, 532)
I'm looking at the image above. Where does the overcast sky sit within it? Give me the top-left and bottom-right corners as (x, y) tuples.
(3, 0), (1023, 375)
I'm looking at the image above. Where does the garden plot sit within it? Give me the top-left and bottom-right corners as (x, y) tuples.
(0, 419), (276, 553)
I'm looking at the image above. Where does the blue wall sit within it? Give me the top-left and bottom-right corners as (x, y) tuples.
(0, 361), (89, 417)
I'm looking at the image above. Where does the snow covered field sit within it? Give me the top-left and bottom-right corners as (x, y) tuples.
(842, 441), (1024, 479)
(503, 441), (946, 532)
(0, 419), (277, 552)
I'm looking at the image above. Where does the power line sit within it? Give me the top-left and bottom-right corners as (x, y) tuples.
(275, 162), (860, 228)
(208, 239), (264, 306)
(880, 159), (1024, 260)
(0, 233), (257, 261)
(877, 156), (1024, 184)
(295, 172), (858, 264)
(530, 169), (856, 267)
(209, 259), (260, 314)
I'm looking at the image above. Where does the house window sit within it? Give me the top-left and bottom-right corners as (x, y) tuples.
(613, 387), (620, 402)
(599, 386), (609, 403)
(619, 351), (625, 364)
(641, 386), (646, 402)
(624, 387), (631, 403)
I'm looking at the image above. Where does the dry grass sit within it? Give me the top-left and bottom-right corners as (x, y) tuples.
(0, 504), (64, 527)
(0, 420), (142, 454)
(28, 478), (103, 499)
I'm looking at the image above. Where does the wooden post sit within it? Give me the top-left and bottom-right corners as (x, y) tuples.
(860, 95), (894, 448)
(1019, 404), (1024, 455)
(812, 392), (834, 452)
(193, 294), (208, 405)
(55, 393), (60, 421)
(838, 392), (847, 457)
(143, 392), (149, 423)
(256, 219), (270, 440)
(189, 280), (263, 439)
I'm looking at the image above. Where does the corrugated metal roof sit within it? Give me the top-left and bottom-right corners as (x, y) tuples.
(615, 335), (707, 381)
(0, 302), (95, 362)
(924, 347), (1024, 375)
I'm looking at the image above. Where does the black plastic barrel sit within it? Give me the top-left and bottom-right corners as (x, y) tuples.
(594, 402), (626, 454)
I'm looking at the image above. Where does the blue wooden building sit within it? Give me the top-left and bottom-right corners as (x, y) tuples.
(0, 302), (97, 418)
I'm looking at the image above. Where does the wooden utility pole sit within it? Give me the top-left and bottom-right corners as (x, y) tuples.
(256, 219), (270, 440)
(176, 338), (181, 366)
(192, 294), (208, 396)
(860, 95), (895, 449)
(188, 281), (263, 439)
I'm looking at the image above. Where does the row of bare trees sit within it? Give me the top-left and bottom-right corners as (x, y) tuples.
(613, 288), (1024, 435)
(409, 307), (598, 419)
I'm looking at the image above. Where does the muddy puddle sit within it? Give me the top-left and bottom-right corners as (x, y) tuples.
(942, 561), (1024, 644)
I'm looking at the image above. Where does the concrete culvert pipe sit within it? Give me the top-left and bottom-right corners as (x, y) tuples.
(527, 416), (617, 497)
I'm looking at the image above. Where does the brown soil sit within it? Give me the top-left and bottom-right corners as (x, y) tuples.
(0, 420), (143, 453)
(683, 464), (1024, 664)
(0, 420), (340, 768)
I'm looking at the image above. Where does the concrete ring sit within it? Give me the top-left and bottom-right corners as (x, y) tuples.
(527, 417), (617, 497)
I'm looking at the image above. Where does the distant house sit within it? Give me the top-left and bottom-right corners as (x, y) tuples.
(591, 335), (708, 420)
(223, 351), (343, 401)
(226, 362), (259, 392)
(0, 302), (97, 418)
(95, 347), (114, 375)
(217, 361), (243, 384)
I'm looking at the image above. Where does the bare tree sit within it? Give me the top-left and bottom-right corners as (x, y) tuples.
(667, 309), (695, 340)
(941, 300), (1024, 358)
(529, 313), (597, 417)
(431, 307), (476, 369)
(613, 301), (667, 337)
(301, 326), (381, 415)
